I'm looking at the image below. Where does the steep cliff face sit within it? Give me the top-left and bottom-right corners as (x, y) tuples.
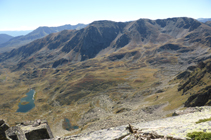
(61, 21), (127, 61)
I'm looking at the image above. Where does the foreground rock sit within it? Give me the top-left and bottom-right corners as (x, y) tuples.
(47, 124), (184, 140)
(2, 106), (211, 139)
(50, 106), (211, 140)
(0, 119), (9, 140)
(173, 107), (202, 116)
(5, 119), (53, 140)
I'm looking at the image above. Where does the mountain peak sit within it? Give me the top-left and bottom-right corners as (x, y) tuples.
(0, 34), (13, 45)
(0, 24), (87, 52)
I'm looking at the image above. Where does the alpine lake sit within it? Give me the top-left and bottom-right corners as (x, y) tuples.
(16, 89), (36, 113)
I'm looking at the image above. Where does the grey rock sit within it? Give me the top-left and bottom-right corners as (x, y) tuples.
(5, 119), (53, 140)
(0, 119), (9, 140)
(0, 119), (5, 126)
(174, 107), (202, 115)
(32, 119), (41, 127)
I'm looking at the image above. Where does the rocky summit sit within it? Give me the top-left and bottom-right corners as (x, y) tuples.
(0, 17), (211, 139)
(53, 106), (211, 140)
(1, 106), (211, 140)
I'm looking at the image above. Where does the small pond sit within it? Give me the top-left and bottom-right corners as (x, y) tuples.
(63, 118), (79, 130)
(16, 89), (36, 113)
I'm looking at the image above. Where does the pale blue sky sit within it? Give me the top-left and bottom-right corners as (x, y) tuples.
(0, 0), (211, 31)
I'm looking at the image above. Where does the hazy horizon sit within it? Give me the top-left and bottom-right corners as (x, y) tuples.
(1, 17), (210, 36)
(1, 0), (211, 32)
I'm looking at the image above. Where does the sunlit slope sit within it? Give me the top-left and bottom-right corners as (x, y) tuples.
(0, 17), (211, 135)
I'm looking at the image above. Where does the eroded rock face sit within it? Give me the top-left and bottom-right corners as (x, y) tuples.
(5, 119), (53, 140)
(184, 86), (211, 107)
(0, 119), (9, 140)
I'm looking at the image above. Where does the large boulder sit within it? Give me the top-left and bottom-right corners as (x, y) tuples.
(5, 119), (53, 140)
(0, 119), (9, 140)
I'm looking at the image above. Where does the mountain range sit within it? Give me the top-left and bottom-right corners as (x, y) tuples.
(0, 30), (32, 36)
(0, 24), (87, 52)
(197, 18), (211, 23)
(0, 34), (13, 45)
(0, 17), (211, 136)
(205, 21), (211, 27)
(1, 17), (211, 69)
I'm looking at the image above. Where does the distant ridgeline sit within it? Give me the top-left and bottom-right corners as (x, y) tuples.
(0, 24), (87, 52)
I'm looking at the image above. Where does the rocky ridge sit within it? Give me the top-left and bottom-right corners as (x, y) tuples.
(1, 17), (211, 70)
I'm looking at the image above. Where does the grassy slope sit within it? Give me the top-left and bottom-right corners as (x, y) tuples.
(0, 54), (193, 134)
(0, 42), (206, 134)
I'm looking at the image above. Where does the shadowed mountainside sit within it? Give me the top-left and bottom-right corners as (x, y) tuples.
(176, 59), (211, 107)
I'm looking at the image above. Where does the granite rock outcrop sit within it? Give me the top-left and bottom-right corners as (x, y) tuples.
(0, 119), (9, 140)
(5, 119), (53, 140)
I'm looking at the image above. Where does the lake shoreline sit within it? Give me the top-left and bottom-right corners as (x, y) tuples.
(16, 89), (36, 113)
